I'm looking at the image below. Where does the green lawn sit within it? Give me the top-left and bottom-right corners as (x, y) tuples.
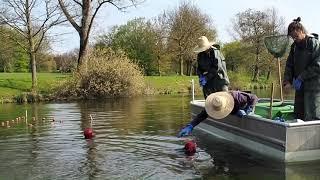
(0, 73), (202, 100)
(0, 73), (268, 101)
(0, 73), (70, 98)
(145, 76), (202, 94)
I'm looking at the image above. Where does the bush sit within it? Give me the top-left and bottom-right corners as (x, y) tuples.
(15, 92), (43, 103)
(56, 48), (145, 99)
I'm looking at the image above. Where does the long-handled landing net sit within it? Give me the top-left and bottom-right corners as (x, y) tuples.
(264, 35), (291, 58)
(264, 35), (292, 101)
(264, 35), (292, 118)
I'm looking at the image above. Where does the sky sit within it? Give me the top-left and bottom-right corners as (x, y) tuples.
(50, 0), (320, 54)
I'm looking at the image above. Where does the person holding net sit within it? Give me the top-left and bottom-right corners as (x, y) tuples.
(284, 17), (320, 121)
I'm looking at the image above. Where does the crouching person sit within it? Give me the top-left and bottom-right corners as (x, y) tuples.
(178, 91), (258, 137)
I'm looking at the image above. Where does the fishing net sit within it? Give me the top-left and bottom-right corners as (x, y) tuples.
(264, 35), (292, 58)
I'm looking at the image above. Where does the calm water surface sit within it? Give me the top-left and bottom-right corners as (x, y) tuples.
(0, 93), (319, 180)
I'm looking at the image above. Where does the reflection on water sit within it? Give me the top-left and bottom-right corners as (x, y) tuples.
(0, 94), (319, 179)
(252, 88), (295, 100)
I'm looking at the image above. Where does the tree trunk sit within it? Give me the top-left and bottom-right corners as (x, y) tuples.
(266, 65), (271, 80)
(252, 47), (260, 82)
(252, 64), (259, 82)
(30, 52), (37, 92)
(157, 55), (161, 76)
(78, 33), (89, 68)
(26, 0), (37, 92)
(179, 56), (184, 75)
(186, 59), (192, 76)
(28, 35), (37, 92)
(77, 0), (91, 69)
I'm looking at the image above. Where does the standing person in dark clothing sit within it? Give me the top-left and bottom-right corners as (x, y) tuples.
(195, 36), (229, 97)
(178, 91), (258, 137)
(283, 17), (320, 121)
(177, 36), (230, 137)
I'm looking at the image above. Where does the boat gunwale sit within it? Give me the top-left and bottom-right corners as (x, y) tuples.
(193, 113), (286, 149)
(191, 100), (320, 127)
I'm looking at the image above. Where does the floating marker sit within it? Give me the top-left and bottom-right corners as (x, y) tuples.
(184, 140), (197, 156)
(84, 128), (94, 139)
(84, 114), (94, 139)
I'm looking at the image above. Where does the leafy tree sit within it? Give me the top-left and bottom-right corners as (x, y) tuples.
(13, 49), (29, 72)
(0, 26), (29, 72)
(96, 18), (158, 75)
(222, 41), (253, 72)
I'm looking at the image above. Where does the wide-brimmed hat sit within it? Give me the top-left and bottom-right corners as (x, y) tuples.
(205, 91), (234, 119)
(194, 36), (215, 53)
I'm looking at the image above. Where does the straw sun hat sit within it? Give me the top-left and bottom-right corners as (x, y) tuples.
(205, 92), (235, 119)
(194, 36), (215, 53)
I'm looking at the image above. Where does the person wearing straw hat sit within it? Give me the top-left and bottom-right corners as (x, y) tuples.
(193, 36), (229, 95)
(178, 91), (258, 137)
(178, 90), (258, 137)
(178, 36), (230, 137)
(284, 17), (320, 121)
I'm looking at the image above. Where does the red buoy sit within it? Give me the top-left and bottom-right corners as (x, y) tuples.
(184, 140), (197, 156)
(84, 128), (94, 139)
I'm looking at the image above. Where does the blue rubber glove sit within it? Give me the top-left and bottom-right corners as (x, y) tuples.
(293, 77), (303, 91)
(245, 105), (253, 114)
(199, 75), (207, 86)
(178, 124), (193, 137)
(274, 117), (285, 122)
(236, 110), (247, 118)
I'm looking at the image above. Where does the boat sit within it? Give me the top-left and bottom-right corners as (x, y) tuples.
(191, 98), (320, 163)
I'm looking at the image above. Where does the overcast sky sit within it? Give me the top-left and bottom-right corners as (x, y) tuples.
(50, 0), (320, 54)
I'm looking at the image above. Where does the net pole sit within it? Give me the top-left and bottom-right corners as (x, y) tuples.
(269, 83), (274, 119)
(277, 57), (284, 103)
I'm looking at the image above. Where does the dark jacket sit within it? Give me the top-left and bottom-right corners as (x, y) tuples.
(284, 35), (320, 91)
(196, 46), (230, 90)
(230, 91), (258, 114)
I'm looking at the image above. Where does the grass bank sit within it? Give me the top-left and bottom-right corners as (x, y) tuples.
(145, 76), (202, 95)
(0, 73), (272, 102)
(0, 73), (69, 102)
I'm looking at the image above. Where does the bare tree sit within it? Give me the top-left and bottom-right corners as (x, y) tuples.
(57, 0), (143, 69)
(264, 7), (286, 80)
(151, 14), (171, 76)
(265, 7), (285, 35)
(231, 8), (285, 82)
(0, 0), (65, 92)
(231, 9), (269, 81)
(54, 49), (77, 72)
(163, 2), (216, 75)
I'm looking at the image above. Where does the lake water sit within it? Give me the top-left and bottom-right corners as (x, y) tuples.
(0, 91), (319, 180)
